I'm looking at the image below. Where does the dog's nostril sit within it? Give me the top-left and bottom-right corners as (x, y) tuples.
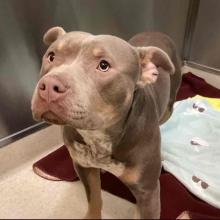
(53, 85), (59, 93)
(39, 83), (46, 91)
(53, 85), (66, 93)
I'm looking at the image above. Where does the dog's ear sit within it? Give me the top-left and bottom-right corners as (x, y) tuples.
(136, 46), (175, 86)
(43, 26), (66, 45)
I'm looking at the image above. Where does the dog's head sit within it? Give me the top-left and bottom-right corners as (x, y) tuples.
(31, 27), (174, 130)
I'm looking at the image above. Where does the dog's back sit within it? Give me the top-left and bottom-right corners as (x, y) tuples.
(129, 32), (182, 123)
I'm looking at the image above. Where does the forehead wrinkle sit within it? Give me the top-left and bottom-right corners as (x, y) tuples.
(55, 32), (92, 53)
(90, 36), (136, 64)
(93, 48), (105, 58)
(56, 41), (67, 51)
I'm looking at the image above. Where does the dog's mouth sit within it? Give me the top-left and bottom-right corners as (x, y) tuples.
(40, 110), (87, 126)
(42, 111), (66, 125)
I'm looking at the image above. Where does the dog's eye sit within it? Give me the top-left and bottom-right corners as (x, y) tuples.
(47, 51), (55, 62)
(97, 60), (110, 72)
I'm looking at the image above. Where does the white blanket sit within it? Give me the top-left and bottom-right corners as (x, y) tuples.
(161, 95), (220, 209)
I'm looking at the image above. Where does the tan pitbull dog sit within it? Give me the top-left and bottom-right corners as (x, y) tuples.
(31, 27), (181, 219)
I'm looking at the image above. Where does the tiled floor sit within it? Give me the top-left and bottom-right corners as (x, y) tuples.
(0, 66), (220, 219)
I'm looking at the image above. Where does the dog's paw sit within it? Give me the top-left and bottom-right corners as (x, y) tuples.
(133, 206), (141, 219)
(83, 211), (102, 219)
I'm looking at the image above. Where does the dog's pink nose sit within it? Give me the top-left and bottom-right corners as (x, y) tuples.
(38, 77), (68, 102)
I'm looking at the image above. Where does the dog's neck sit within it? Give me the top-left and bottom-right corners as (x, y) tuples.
(76, 129), (111, 147)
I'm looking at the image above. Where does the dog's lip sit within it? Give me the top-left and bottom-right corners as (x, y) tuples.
(42, 111), (65, 125)
(41, 110), (87, 124)
(32, 99), (88, 123)
(71, 111), (87, 120)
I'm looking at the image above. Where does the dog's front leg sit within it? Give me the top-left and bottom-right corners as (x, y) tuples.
(139, 182), (160, 219)
(74, 164), (102, 219)
(129, 181), (160, 219)
(120, 168), (160, 219)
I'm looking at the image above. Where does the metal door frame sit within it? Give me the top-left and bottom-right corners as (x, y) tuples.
(183, 0), (220, 74)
